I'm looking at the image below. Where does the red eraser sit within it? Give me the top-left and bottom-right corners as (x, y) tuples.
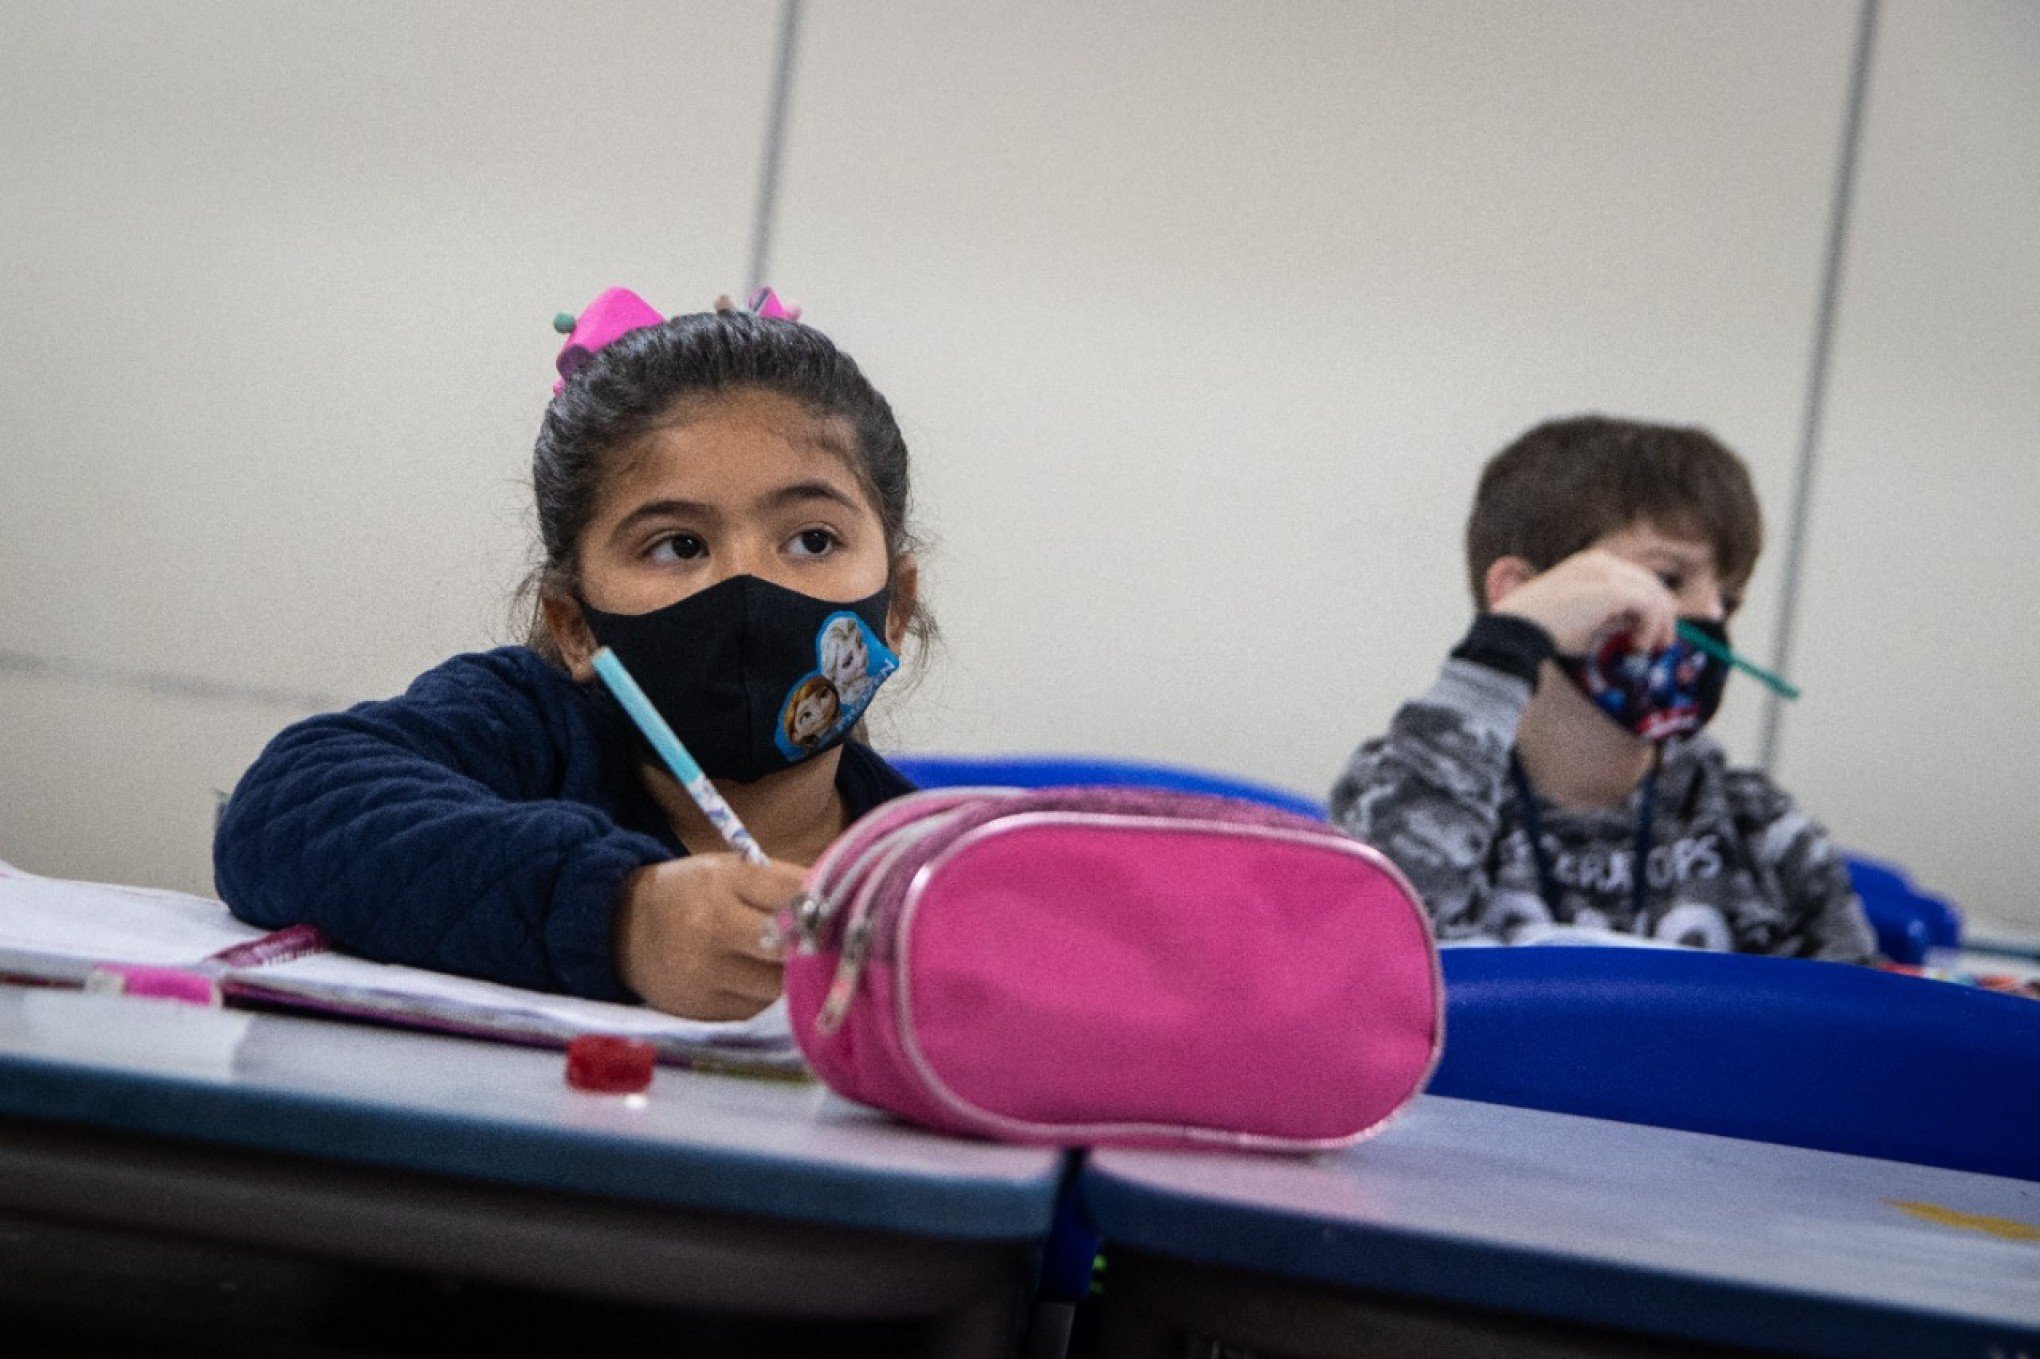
(565, 1034), (657, 1093)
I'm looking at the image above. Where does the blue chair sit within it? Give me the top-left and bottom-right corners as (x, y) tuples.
(1844, 853), (1962, 964)
(888, 753), (1327, 821)
(1431, 946), (2040, 1181)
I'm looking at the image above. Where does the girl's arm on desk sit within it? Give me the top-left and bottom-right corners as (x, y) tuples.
(214, 648), (668, 1002)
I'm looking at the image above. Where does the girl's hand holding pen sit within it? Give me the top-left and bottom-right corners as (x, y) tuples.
(616, 854), (805, 1021)
(595, 644), (803, 1019)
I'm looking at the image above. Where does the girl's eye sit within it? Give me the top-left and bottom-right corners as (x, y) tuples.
(1658, 573), (1685, 594)
(789, 528), (839, 558)
(649, 533), (706, 562)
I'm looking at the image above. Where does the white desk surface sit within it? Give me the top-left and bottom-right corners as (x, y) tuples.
(1085, 1094), (2040, 1357)
(0, 987), (1063, 1240)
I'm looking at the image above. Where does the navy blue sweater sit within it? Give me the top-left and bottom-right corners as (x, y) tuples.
(215, 647), (915, 1002)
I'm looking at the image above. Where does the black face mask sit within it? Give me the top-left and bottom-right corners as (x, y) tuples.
(1558, 616), (1731, 742)
(579, 576), (899, 784)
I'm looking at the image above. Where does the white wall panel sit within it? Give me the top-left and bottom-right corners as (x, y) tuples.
(0, 1), (773, 696)
(1782, 0), (2040, 927)
(0, 1), (774, 891)
(0, 672), (286, 893)
(775, 1), (1856, 797)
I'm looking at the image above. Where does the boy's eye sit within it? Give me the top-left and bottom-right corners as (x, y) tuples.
(649, 533), (707, 562)
(789, 529), (839, 558)
(1658, 572), (1685, 593)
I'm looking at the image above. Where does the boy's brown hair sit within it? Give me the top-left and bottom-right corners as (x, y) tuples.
(1465, 415), (1764, 608)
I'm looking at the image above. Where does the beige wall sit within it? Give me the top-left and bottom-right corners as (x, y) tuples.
(1777, 0), (2040, 930)
(3, 2), (2035, 931)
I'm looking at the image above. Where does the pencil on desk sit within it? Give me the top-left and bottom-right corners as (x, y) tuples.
(591, 648), (770, 866)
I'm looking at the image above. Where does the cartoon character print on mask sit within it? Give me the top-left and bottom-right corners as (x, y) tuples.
(772, 609), (900, 762)
(1560, 618), (1730, 742)
(780, 675), (843, 754)
(820, 614), (880, 713)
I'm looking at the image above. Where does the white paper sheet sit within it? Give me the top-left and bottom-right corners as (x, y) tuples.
(0, 864), (263, 970)
(0, 865), (798, 1068)
(248, 952), (793, 1047)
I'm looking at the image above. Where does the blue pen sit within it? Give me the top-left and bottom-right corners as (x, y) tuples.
(591, 648), (770, 866)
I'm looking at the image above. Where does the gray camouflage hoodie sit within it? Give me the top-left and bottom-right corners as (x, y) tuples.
(1330, 657), (1876, 961)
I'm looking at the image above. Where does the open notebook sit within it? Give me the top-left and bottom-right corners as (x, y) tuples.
(0, 859), (801, 1074)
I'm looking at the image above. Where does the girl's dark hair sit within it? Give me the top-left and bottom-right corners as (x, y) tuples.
(1465, 415), (1763, 608)
(518, 309), (932, 663)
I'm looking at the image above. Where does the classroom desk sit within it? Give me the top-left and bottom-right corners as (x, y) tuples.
(1083, 1095), (2040, 1359)
(0, 987), (1064, 1357)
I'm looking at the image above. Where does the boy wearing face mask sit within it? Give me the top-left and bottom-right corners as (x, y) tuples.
(1330, 415), (1875, 961)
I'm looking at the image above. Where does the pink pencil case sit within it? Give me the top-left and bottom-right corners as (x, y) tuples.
(782, 787), (1443, 1149)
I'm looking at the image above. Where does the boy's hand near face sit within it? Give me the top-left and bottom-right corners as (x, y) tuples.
(616, 854), (802, 1020)
(1490, 548), (1680, 655)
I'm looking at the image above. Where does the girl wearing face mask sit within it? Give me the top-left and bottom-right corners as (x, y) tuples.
(216, 290), (931, 1020)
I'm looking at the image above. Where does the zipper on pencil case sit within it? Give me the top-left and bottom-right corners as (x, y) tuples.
(791, 790), (996, 952)
(811, 817), (952, 1035)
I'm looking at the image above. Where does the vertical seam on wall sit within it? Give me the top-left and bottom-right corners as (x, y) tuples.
(1761, 0), (1880, 772)
(747, 0), (805, 296)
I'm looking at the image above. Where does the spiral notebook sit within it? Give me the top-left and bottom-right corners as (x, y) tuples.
(0, 859), (801, 1074)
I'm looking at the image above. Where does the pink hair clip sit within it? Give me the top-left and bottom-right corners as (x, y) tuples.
(550, 286), (804, 393)
(552, 287), (664, 393)
(747, 287), (802, 322)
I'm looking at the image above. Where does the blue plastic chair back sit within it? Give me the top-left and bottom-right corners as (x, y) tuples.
(888, 753), (1327, 821)
(1844, 853), (1962, 963)
(1431, 946), (2040, 1181)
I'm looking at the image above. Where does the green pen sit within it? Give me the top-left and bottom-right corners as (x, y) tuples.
(1676, 621), (1801, 701)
